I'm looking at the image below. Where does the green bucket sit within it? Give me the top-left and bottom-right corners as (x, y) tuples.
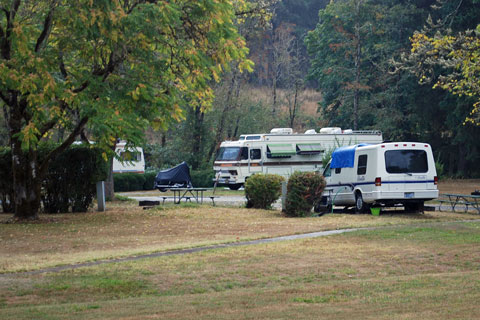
(370, 207), (380, 216)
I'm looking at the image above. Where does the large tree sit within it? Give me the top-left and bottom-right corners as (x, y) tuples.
(305, 0), (384, 130)
(407, 24), (480, 125)
(0, 0), (254, 219)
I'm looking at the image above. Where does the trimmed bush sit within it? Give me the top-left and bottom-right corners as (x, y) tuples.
(244, 173), (284, 209)
(191, 169), (215, 188)
(143, 171), (157, 190)
(285, 171), (326, 217)
(114, 173), (145, 192)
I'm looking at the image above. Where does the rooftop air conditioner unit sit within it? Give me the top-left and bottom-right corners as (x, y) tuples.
(270, 128), (293, 134)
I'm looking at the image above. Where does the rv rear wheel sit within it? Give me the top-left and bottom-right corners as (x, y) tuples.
(355, 192), (369, 213)
(228, 184), (242, 191)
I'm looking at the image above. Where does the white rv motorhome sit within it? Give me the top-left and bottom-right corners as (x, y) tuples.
(213, 128), (383, 190)
(112, 141), (145, 174)
(72, 140), (145, 173)
(318, 142), (438, 213)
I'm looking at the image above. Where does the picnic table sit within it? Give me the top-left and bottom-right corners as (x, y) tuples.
(438, 193), (480, 214)
(171, 188), (209, 204)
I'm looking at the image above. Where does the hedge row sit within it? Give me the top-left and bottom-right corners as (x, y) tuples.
(113, 172), (156, 192)
(113, 168), (215, 192)
(0, 145), (108, 213)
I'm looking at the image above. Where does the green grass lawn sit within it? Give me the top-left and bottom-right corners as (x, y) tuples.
(2, 178), (480, 319)
(1, 220), (480, 319)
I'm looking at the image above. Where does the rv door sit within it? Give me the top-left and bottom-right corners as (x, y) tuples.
(248, 147), (263, 174)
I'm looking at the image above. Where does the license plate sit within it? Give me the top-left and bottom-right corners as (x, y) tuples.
(405, 192), (414, 198)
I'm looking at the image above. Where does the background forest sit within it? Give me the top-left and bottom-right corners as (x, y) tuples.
(1, 0), (479, 178)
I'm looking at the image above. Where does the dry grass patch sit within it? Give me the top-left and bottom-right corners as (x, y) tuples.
(437, 179), (480, 194)
(1, 197), (477, 274)
(1, 222), (480, 319)
(1, 178), (478, 273)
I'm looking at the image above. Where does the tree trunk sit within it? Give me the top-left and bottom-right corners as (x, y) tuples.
(191, 106), (205, 170)
(9, 98), (42, 219)
(353, 23), (361, 131)
(272, 75), (277, 116)
(104, 141), (118, 201)
(458, 144), (467, 176)
(104, 156), (115, 201)
(289, 82), (299, 128)
(352, 0), (362, 131)
(161, 134), (166, 148)
(11, 144), (42, 220)
(8, 97), (88, 219)
(207, 69), (238, 162)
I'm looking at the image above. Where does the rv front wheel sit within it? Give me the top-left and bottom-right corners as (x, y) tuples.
(355, 192), (369, 213)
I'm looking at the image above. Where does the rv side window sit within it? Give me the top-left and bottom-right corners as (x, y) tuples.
(250, 149), (261, 160)
(323, 163), (331, 177)
(357, 155), (367, 175)
(120, 151), (141, 162)
(335, 168), (341, 174)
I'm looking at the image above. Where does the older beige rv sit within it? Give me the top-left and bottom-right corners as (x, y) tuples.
(213, 127), (383, 190)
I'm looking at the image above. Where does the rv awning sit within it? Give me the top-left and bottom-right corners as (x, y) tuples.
(267, 144), (296, 158)
(331, 143), (371, 168)
(296, 143), (323, 155)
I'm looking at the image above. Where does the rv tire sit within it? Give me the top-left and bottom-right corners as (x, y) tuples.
(355, 192), (369, 214)
(228, 184), (243, 191)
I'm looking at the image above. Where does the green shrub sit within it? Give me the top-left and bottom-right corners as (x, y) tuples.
(244, 173), (284, 209)
(435, 160), (444, 179)
(131, 173), (146, 191)
(143, 171), (157, 190)
(191, 169), (215, 188)
(42, 145), (108, 213)
(113, 173), (146, 192)
(285, 171), (326, 217)
(0, 144), (108, 214)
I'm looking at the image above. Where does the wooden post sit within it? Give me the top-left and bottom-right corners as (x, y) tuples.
(96, 181), (106, 212)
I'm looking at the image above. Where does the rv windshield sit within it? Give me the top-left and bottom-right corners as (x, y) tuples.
(385, 150), (428, 173)
(216, 147), (248, 161)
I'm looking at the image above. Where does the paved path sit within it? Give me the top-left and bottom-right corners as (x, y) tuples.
(2, 219), (479, 278)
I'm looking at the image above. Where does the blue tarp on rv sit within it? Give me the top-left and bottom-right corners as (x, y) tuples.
(330, 144), (370, 168)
